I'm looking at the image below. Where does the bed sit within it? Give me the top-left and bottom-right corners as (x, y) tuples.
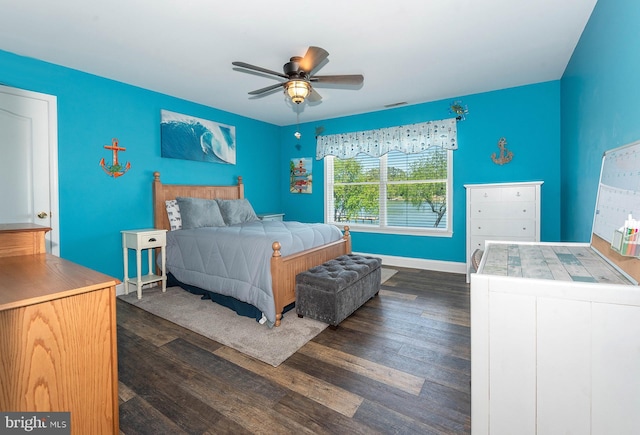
(152, 171), (352, 326)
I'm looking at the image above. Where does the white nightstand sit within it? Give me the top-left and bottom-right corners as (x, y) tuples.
(122, 229), (167, 299)
(257, 213), (285, 221)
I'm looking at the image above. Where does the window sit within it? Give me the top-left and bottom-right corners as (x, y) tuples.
(324, 146), (453, 236)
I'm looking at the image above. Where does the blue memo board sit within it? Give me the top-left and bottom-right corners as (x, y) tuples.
(591, 140), (640, 283)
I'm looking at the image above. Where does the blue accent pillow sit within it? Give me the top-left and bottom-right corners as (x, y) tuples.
(175, 197), (226, 229)
(216, 199), (259, 226)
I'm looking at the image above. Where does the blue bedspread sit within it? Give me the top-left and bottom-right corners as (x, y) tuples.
(165, 221), (342, 325)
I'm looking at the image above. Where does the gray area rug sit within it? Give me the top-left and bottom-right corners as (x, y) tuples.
(119, 267), (398, 367)
(381, 267), (397, 283)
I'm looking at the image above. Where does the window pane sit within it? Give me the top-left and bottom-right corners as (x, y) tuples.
(388, 147), (447, 181)
(334, 156), (379, 183)
(333, 184), (379, 224)
(387, 182), (448, 228)
(325, 145), (451, 233)
(387, 151), (411, 181)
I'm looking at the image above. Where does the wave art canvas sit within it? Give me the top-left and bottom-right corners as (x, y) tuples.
(161, 109), (236, 165)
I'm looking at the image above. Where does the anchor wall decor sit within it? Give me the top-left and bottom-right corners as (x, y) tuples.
(491, 137), (513, 165)
(99, 138), (131, 178)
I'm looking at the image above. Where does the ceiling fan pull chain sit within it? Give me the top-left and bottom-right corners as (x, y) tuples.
(295, 107), (302, 141)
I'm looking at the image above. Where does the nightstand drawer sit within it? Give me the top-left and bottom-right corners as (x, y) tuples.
(258, 213), (284, 221)
(122, 229), (166, 249)
(139, 232), (166, 248)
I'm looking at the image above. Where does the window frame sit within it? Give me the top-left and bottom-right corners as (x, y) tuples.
(323, 148), (454, 237)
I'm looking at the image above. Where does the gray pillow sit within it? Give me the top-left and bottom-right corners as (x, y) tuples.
(175, 197), (226, 229)
(216, 198), (259, 225)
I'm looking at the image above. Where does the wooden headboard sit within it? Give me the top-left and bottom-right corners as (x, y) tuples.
(152, 171), (244, 231)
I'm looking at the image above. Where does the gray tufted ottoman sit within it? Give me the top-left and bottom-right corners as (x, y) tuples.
(296, 254), (382, 327)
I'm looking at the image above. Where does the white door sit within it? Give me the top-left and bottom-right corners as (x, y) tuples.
(0, 85), (59, 255)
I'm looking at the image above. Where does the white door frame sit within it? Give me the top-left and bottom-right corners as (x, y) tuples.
(0, 84), (60, 255)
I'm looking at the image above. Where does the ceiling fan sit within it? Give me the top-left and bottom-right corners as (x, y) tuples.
(232, 46), (364, 105)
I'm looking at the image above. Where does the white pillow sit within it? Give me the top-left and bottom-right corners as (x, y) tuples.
(165, 199), (182, 230)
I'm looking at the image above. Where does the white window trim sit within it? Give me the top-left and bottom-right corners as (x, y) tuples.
(324, 150), (454, 237)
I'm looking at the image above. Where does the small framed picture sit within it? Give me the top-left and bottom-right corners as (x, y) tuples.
(290, 157), (312, 194)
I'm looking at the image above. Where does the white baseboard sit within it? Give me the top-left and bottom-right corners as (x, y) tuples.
(353, 251), (466, 274)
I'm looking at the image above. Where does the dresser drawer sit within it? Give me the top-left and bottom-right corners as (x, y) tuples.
(500, 186), (536, 202)
(470, 185), (537, 203)
(471, 201), (536, 220)
(470, 219), (537, 238)
(470, 235), (536, 253)
(469, 237), (487, 253)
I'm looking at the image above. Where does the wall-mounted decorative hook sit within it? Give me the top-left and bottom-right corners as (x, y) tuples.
(99, 138), (131, 178)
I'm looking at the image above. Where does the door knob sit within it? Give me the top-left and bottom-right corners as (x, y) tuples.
(37, 212), (48, 219)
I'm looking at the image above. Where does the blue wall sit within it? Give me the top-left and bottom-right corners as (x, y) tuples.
(0, 50), (281, 279)
(1, 49), (562, 278)
(10, 2), (640, 279)
(281, 82), (562, 262)
(562, 0), (640, 241)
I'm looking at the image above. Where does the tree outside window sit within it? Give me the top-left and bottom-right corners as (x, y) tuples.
(326, 146), (451, 234)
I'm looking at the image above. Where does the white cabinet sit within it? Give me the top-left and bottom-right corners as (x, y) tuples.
(471, 241), (640, 435)
(465, 181), (542, 281)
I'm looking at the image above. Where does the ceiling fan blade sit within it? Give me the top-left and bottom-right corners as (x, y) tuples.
(299, 46), (329, 74)
(232, 61), (288, 79)
(248, 82), (286, 95)
(307, 87), (322, 103)
(311, 74), (364, 85)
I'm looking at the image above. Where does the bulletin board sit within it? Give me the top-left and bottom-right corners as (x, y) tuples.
(591, 140), (640, 283)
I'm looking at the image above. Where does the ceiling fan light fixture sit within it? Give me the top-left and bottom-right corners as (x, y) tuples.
(285, 80), (310, 104)
(234, 47), (363, 107)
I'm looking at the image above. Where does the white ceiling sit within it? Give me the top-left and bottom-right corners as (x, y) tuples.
(0, 0), (597, 126)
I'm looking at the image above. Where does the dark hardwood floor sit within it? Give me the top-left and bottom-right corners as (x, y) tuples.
(116, 267), (471, 434)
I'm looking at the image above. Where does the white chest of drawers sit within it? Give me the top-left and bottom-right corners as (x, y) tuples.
(465, 181), (543, 281)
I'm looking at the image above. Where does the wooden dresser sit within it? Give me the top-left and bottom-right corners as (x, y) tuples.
(0, 223), (51, 257)
(0, 249), (119, 433)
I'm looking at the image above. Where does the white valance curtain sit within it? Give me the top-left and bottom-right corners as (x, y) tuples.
(316, 118), (457, 160)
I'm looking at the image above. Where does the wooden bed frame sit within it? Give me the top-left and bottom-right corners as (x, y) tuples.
(152, 172), (352, 326)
